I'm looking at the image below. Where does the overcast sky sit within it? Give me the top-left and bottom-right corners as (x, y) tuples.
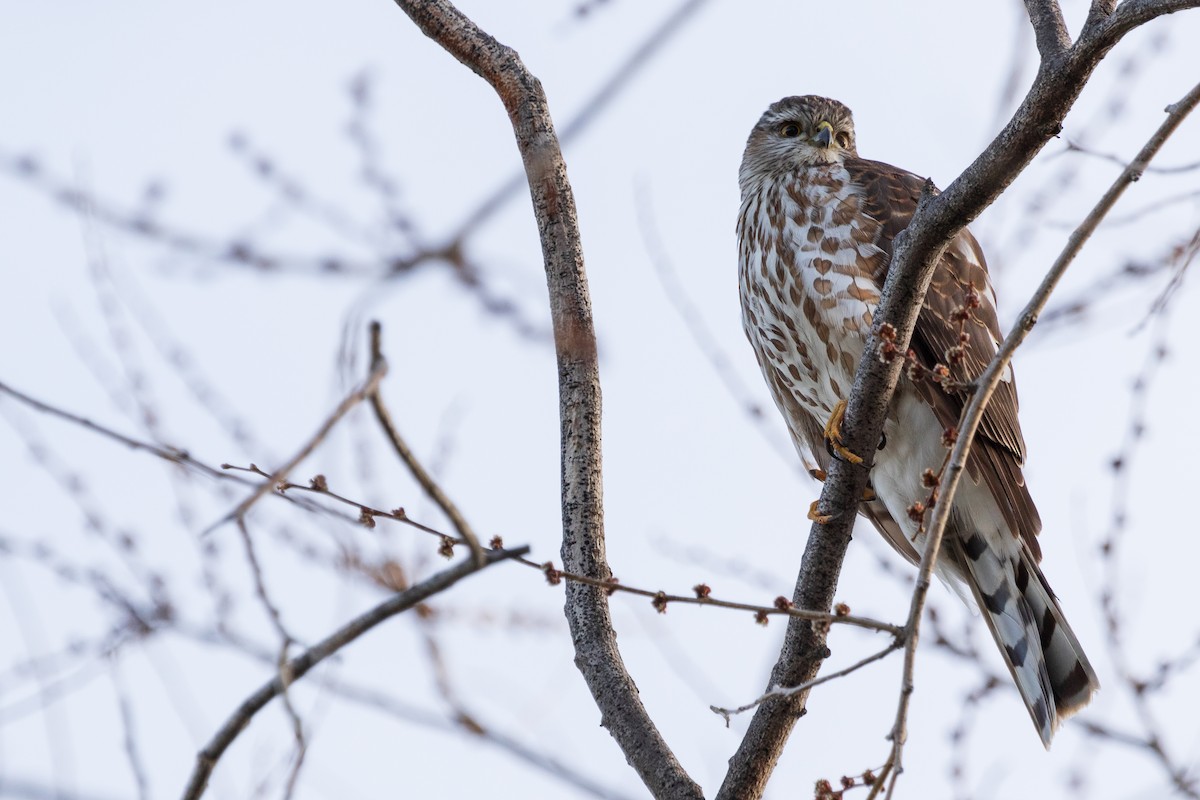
(2, 2), (1199, 799)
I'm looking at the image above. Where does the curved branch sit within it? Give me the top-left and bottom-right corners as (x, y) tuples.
(871, 78), (1200, 792)
(1098, 0), (1200, 38)
(367, 321), (486, 567)
(718, 10), (1200, 800)
(1024, 0), (1072, 58)
(389, 2), (702, 797)
(180, 545), (529, 800)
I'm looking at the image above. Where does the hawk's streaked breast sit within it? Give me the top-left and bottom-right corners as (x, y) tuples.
(738, 164), (884, 421)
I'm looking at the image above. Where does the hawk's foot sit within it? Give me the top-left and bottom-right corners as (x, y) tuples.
(809, 467), (877, 502)
(823, 400), (864, 465)
(807, 500), (832, 524)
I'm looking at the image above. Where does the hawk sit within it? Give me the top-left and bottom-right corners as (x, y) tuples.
(737, 95), (1099, 746)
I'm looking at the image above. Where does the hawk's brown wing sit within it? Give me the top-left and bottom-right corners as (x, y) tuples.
(843, 158), (1043, 560)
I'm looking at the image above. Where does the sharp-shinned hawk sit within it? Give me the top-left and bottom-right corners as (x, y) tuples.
(736, 95), (1099, 745)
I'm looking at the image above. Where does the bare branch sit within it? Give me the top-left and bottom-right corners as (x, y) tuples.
(390, 2), (702, 796)
(711, 640), (902, 723)
(179, 545), (529, 800)
(1055, 137), (1200, 173)
(1087, 0), (1119, 28)
(0, 379), (229, 482)
(447, 0), (713, 242)
(870, 77), (1200, 797)
(1024, 0), (1072, 58)
(211, 357), (388, 532)
(366, 321), (485, 566)
(1083, 0), (1200, 46)
(718, 24), (1200, 800)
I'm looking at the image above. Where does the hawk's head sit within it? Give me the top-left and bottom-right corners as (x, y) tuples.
(739, 96), (858, 194)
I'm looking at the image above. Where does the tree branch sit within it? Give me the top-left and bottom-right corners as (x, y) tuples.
(366, 321), (486, 566)
(718, 15), (1200, 800)
(1086, 0), (1118, 29)
(179, 545), (529, 800)
(1024, 0), (1072, 58)
(389, 1), (702, 797)
(1082, 0), (1200, 46)
(209, 359), (387, 533)
(868, 76), (1200, 798)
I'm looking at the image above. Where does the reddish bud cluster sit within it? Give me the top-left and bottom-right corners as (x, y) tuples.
(815, 769), (875, 798)
(488, 535), (504, 550)
(834, 602), (851, 617)
(884, 283), (981, 393)
(922, 468), (940, 488)
(309, 474), (328, 491)
(541, 561), (562, 585)
(941, 427), (958, 447)
(652, 591), (669, 613)
(693, 583), (712, 599)
(906, 501), (927, 523)
(814, 778), (836, 800)
(438, 536), (455, 559)
(358, 507), (376, 529)
(754, 610), (769, 626)
(774, 596), (794, 610)
(952, 284), (982, 320)
(877, 323), (899, 363)
(604, 577), (620, 596)
(944, 331), (972, 366)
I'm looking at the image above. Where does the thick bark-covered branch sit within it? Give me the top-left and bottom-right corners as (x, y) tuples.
(390, 2), (703, 797)
(717, 4), (1200, 798)
(1024, 0), (1072, 57)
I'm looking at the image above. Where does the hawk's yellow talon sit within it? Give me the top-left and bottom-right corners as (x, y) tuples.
(807, 500), (832, 524)
(823, 399), (864, 465)
(811, 467), (876, 502)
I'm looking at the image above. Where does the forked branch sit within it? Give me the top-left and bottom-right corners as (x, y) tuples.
(180, 545), (529, 800)
(390, 1), (702, 797)
(866, 78), (1200, 798)
(717, 4), (1200, 797)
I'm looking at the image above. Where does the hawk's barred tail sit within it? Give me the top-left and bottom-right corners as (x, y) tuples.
(950, 533), (1100, 748)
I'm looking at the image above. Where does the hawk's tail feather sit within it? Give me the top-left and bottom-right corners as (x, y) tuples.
(950, 532), (1100, 748)
(1015, 548), (1100, 719)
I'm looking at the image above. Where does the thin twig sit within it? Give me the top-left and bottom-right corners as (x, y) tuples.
(521, 557), (902, 636)
(0, 380), (229, 481)
(209, 358), (388, 533)
(635, 181), (806, 472)
(163, 615), (637, 800)
(1056, 137), (1200, 173)
(871, 77), (1200, 798)
(366, 321), (485, 566)
(179, 545), (529, 800)
(109, 658), (151, 800)
(711, 641), (903, 723)
(446, 0), (713, 242)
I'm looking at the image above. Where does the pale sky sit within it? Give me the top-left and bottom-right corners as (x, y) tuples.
(2, 2), (1199, 799)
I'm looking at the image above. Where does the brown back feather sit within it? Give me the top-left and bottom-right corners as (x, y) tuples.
(843, 158), (1043, 560)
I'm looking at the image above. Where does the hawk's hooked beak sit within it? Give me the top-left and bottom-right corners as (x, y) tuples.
(814, 120), (834, 148)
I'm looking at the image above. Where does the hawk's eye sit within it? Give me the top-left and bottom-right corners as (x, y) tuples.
(779, 123), (801, 138)
(835, 131), (851, 148)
